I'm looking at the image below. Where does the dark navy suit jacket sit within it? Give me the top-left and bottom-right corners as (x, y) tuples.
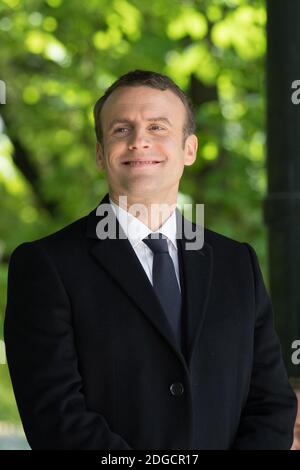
(4, 193), (297, 449)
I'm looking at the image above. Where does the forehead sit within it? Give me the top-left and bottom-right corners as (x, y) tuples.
(101, 86), (186, 129)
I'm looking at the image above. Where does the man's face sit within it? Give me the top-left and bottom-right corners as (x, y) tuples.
(96, 86), (198, 202)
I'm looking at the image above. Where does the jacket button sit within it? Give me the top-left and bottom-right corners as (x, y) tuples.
(170, 382), (184, 396)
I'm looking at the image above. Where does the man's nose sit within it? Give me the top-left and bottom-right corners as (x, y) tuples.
(127, 129), (150, 150)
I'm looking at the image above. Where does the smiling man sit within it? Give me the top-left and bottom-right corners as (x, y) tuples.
(94, 76), (197, 231)
(4, 70), (297, 450)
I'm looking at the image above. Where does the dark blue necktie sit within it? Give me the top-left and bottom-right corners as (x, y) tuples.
(143, 233), (182, 348)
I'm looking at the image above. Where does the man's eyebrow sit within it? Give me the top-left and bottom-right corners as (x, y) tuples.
(145, 117), (172, 126)
(108, 116), (172, 129)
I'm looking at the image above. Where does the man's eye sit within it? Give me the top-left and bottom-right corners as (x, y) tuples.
(113, 125), (164, 134)
(114, 127), (129, 133)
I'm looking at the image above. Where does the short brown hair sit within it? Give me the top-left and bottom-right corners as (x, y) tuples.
(93, 69), (196, 146)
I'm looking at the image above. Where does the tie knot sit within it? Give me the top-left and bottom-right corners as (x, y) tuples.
(143, 233), (169, 254)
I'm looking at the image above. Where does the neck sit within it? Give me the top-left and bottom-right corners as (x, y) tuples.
(109, 192), (178, 231)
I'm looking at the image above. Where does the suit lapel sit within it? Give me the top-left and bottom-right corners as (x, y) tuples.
(86, 194), (213, 371)
(176, 212), (213, 367)
(86, 194), (187, 367)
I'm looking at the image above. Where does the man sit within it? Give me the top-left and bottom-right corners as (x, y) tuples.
(4, 70), (297, 450)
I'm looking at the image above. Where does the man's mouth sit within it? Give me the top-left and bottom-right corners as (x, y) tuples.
(123, 161), (162, 167)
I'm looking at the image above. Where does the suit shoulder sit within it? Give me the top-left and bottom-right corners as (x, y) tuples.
(181, 214), (250, 255)
(9, 212), (91, 262)
(201, 226), (257, 266)
(203, 226), (245, 250)
(199, 226), (261, 293)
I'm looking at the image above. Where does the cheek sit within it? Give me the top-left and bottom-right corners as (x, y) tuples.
(155, 140), (184, 169)
(104, 141), (124, 165)
(159, 134), (183, 152)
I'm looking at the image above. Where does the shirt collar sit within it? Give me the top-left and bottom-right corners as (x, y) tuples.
(109, 197), (178, 250)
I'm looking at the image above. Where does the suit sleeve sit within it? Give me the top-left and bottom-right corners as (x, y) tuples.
(231, 242), (297, 449)
(4, 242), (132, 450)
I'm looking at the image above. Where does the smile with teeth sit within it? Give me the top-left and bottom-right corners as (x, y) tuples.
(124, 161), (161, 166)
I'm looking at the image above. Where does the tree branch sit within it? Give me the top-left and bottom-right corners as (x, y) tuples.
(1, 113), (59, 216)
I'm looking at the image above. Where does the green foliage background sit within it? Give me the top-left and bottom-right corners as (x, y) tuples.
(0, 0), (267, 426)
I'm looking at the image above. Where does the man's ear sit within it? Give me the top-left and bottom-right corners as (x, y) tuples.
(184, 134), (198, 166)
(96, 141), (105, 171)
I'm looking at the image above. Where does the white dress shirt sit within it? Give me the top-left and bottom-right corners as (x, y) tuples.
(109, 198), (181, 291)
